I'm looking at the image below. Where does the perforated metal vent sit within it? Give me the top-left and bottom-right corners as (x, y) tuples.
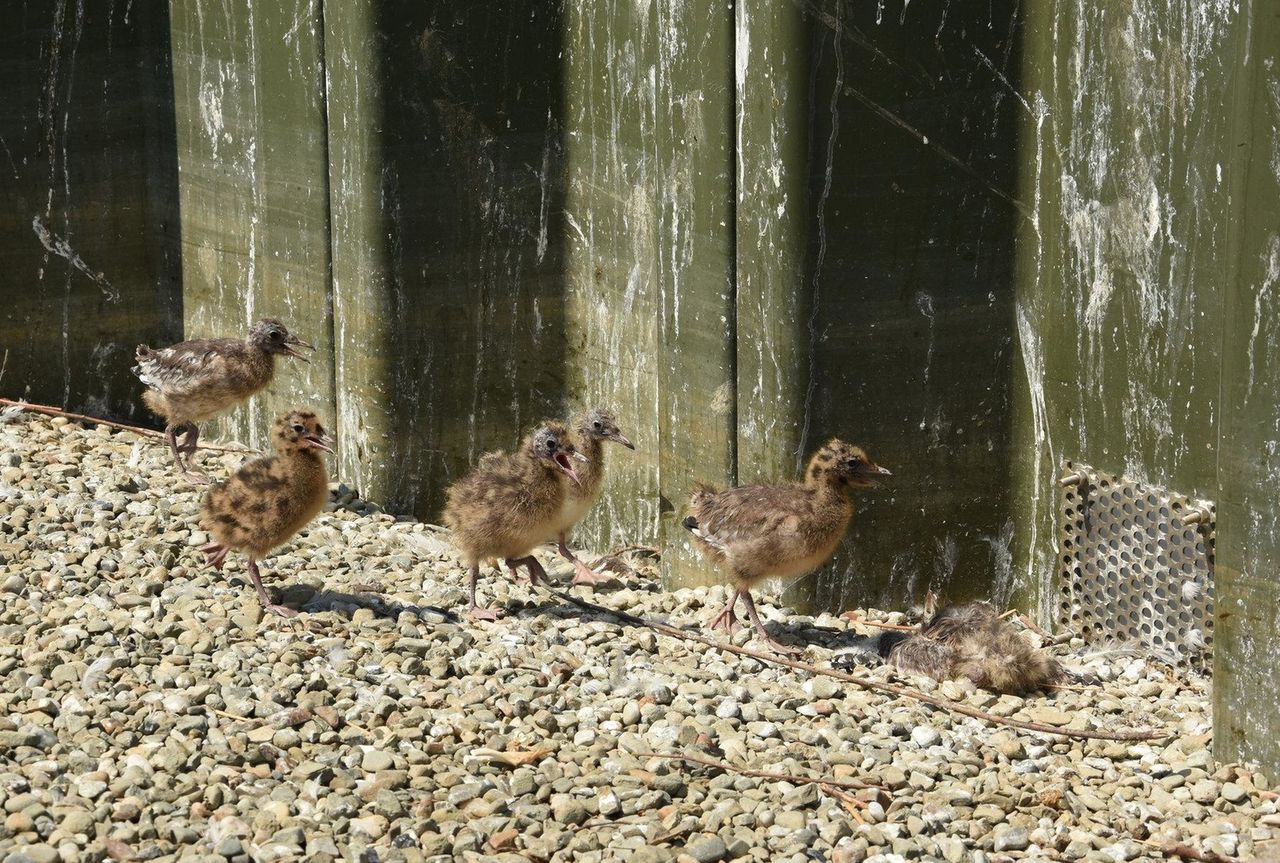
(1057, 461), (1215, 667)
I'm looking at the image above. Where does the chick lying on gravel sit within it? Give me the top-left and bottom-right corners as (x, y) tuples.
(845, 601), (1062, 694)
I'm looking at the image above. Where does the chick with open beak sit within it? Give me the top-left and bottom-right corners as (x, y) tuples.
(551, 408), (637, 585)
(443, 421), (586, 620)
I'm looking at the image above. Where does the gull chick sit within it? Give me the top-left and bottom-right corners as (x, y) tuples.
(200, 411), (333, 617)
(553, 408), (634, 585)
(134, 319), (313, 482)
(683, 439), (890, 653)
(882, 601), (1062, 694)
(443, 422), (584, 620)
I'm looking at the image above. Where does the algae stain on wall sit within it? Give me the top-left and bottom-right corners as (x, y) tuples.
(1013, 0), (1236, 619)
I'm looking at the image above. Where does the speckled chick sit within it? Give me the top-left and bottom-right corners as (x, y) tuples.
(882, 601), (1061, 695)
(553, 408), (634, 585)
(683, 439), (890, 653)
(443, 422), (584, 620)
(199, 411), (333, 617)
(134, 319), (313, 483)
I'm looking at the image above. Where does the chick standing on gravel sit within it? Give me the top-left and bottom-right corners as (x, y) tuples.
(133, 319), (313, 483)
(682, 439), (890, 654)
(443, 422), (584, 620)
(200, 410), (333, 617)
(552, 408), (635, 585)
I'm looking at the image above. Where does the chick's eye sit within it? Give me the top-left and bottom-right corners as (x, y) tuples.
(593, 421), (603, 431)
(292, 424), (304, 433)
(271, 330), (284, 341)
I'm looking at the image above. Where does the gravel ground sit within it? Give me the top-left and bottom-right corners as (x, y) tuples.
(0, 409), (1277, 863)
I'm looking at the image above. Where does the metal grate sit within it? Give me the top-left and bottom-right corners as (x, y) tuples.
(1057, 461), (1215, 667)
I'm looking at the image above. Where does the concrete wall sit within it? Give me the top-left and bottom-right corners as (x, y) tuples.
(0, 2), (182, 419)
(1013, 0), (1280, 770)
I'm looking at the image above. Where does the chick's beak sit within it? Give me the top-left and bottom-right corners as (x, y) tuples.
(281, 335), (315, 362)
(306, 432), (335, 454)
(553, 451), (582, 486)
(861, 464), (892, 486)
(610, 432), (635, 450)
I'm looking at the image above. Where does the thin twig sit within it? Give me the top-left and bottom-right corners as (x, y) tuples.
(631, 750), (882, 791)
(606, 543), (661, 557)
(841, 613), (915, 632)
(1141, 839), (1240, 863)
(541, 587), (1167, 742)
(1018, 613), (1053, 640)
(0, 398), (256, 454)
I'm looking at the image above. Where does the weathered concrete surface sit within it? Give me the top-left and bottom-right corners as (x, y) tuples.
(0, 2), (181, 419)
(1012, 0), (1233, 624)
(324, 3), (568, 517)
(564, 0), (736, 585)
(1215, 0), (1280, 775)
(792, 1), (1024, 614)
(169, 0), (335, 449)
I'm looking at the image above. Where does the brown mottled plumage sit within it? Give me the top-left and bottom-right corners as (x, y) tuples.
(552, 408), (634, 585)
(199, 411), (333, 617)
(683, 439), (890, 653)
(886, 602), (1061, 694)
(134, 319), (313, 483)
(443, 422), (584, 620)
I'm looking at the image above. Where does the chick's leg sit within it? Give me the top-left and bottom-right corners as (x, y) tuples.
(739, 590), (803, 655)
(708, 589), (742, 634)
(558, 532), (612, 586)
(247, 557), (298, 618)
(201, 541), (229, 570)
(508, 554), (546, 587)
(466, 562), (500, 621)
(167, 422), (208, 485)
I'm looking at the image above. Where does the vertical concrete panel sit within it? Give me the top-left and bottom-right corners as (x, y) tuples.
(734, 0), (810, 494)
(653, 0), (737, 585)
(1013, 0), (1234, 620)
(169, 0), (335, 447)
(562, 0), (662, 554)
(0, 1), (181, 418)
(563, 0), (736, 584)
(326, 3), (568, 516)
(796, 1), (1023, 612)
(1215, 0), (1280, 775)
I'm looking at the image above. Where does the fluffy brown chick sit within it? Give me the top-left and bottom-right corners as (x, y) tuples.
(553, 408), (634, 585)
(682, 439), (890, 653)
(443, 422), (584, 620)
(134, 319), (313, 483)
(199, 411), (333, 617)
(883, 602), (1061, 695)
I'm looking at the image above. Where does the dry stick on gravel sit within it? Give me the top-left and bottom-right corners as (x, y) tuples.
(541, 587), (1168, 742)
(1142, 840), (1241, 863)
(1017, 613), (1053, 641)
(842, 615), (916, 632)
(632, 750), (884, 792)
(0, 398), (256, 455)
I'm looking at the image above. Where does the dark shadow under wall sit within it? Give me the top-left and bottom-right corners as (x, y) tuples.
(796, 0), (1024, 613)
(370, 1), (569, 520)
(0, 1), (182, 420)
